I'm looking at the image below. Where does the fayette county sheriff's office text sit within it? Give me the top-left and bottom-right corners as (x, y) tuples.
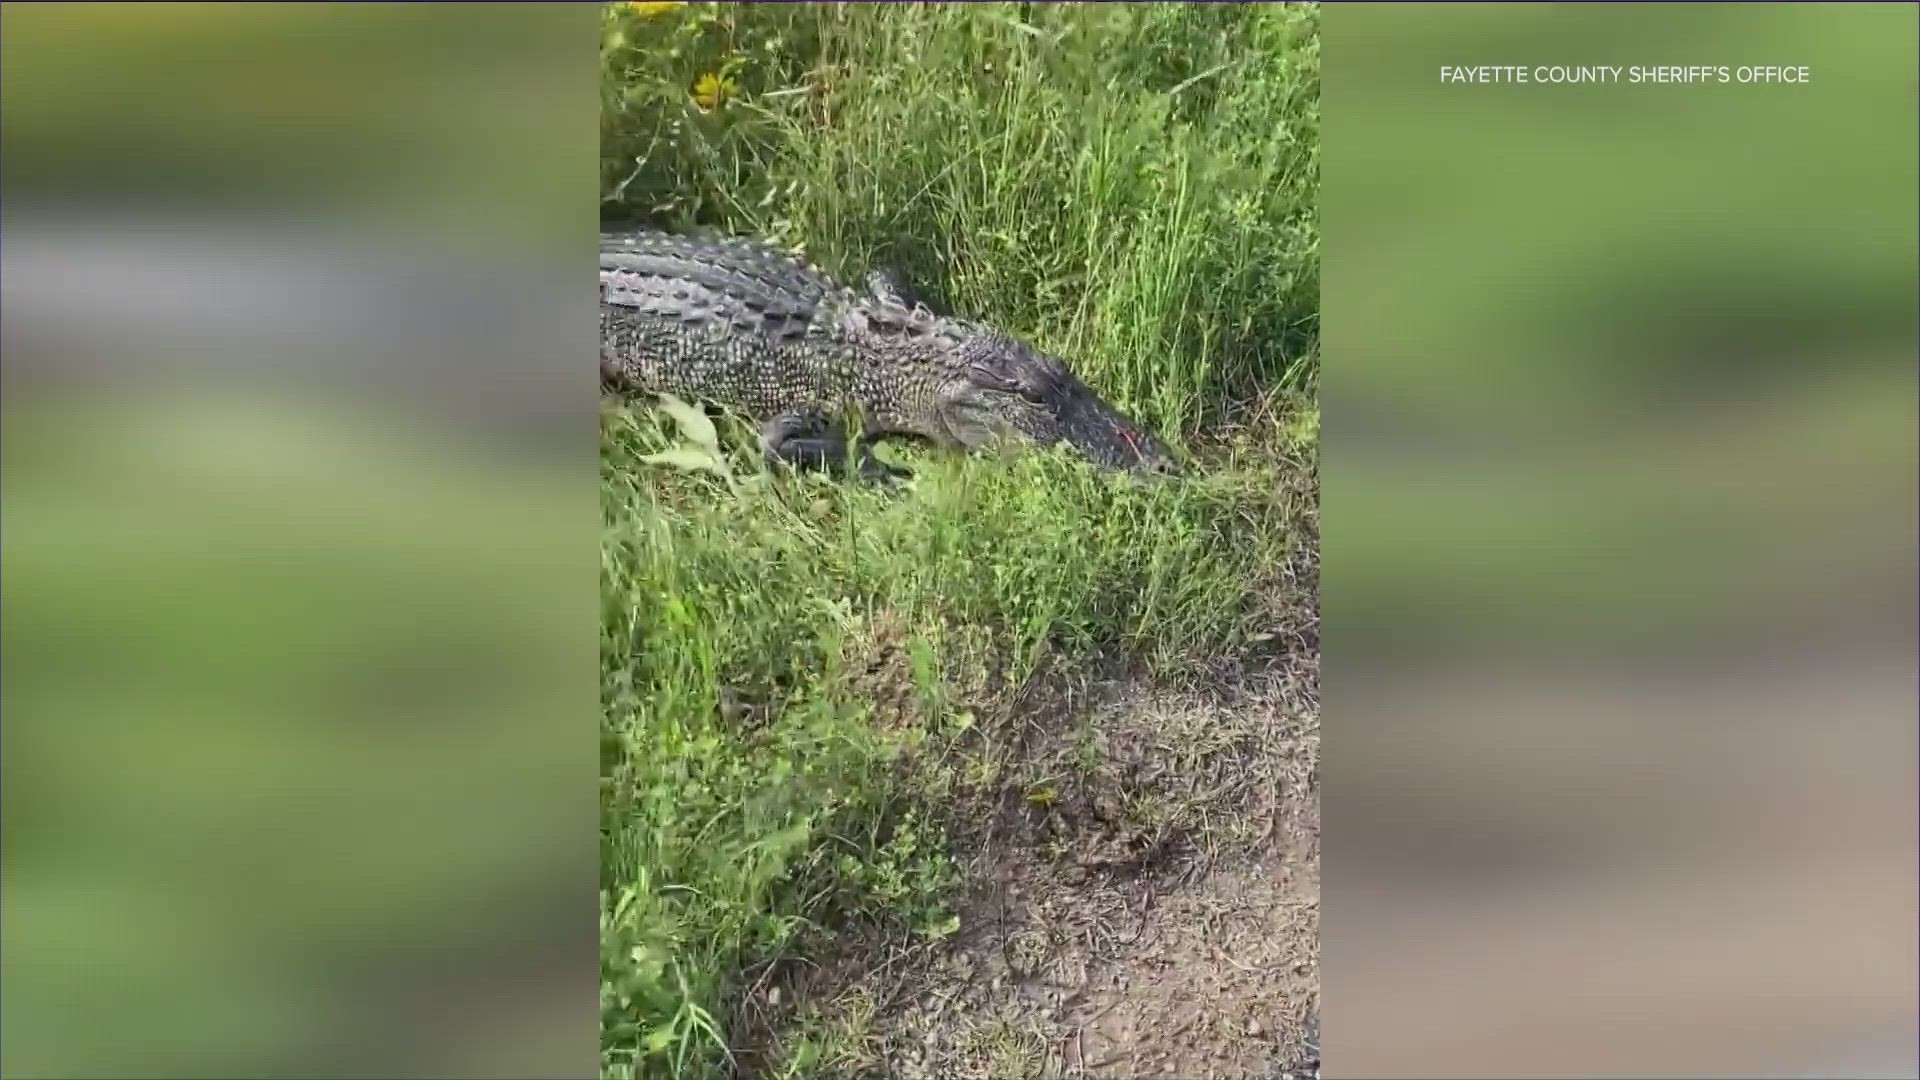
(1440, 65), (1811, 85)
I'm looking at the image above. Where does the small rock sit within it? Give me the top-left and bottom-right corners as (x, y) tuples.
(1246, 1016), (1264, 1037)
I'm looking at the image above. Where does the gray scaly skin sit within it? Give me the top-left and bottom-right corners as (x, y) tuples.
(600, 230), (1180, 481)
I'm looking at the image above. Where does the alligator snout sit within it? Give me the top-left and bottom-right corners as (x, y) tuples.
(1063, 396), (1183, 477)
(1116, 424), (1182, 476)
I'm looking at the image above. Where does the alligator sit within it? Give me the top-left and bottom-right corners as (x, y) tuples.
(599, 229), (1179, 482)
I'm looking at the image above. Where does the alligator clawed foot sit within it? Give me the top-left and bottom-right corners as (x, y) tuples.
(855, 450), (914, 487)
(761, 408), (912, 488)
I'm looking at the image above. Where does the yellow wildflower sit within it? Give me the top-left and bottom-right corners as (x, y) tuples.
(624, 1), (685, 18)
(692, 71), (736, 111)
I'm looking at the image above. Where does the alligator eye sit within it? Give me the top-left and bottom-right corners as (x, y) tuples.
(969, 365), (1049, 406)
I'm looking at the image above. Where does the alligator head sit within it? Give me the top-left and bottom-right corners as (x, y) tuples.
(933, 333), (1181, 475)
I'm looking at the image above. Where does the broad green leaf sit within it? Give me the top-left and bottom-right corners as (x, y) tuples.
(639, 446), (728, 477)
(654, 393), (718, 453)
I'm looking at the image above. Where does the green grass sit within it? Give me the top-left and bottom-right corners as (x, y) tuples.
(598, 4), (1318, 1076)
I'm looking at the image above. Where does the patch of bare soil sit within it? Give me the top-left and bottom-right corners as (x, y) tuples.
(869, 660), (1320, 1080)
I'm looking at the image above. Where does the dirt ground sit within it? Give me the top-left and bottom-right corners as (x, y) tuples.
(871, 661), (1321, 1080)
(743, 529), (1321, 1080)
(740, 640), (1320, 1079)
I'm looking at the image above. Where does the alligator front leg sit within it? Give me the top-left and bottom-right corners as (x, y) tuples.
(759, 408), (912, 485)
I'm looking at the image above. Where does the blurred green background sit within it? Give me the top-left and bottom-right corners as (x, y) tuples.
(3, 5), (599, 1078)
(1323, 5), (1916, 1077)
(1325, 2), (1916, 658)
